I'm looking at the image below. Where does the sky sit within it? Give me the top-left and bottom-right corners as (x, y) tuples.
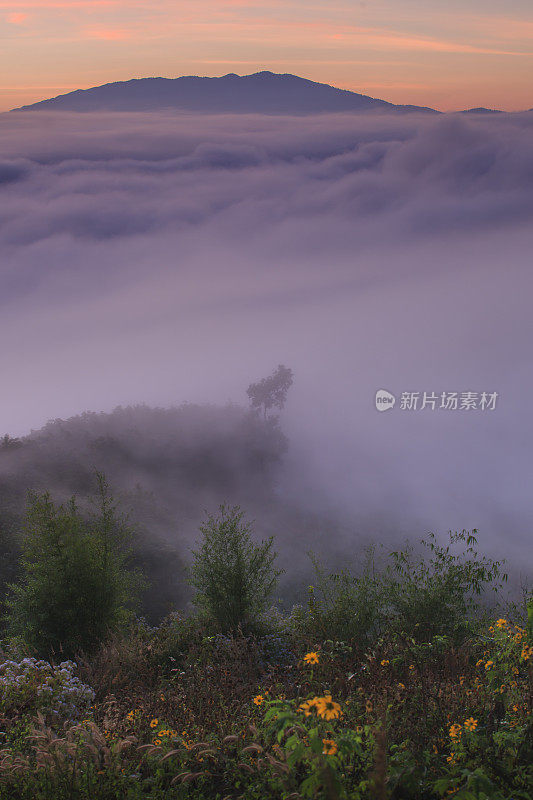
(1, 0), (533, 112)
(1, 108), (533, 567)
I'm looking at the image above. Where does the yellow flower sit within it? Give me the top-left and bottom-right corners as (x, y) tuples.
(253, 695), (264, 707)
(298, 697), (321, 717)
(149, 719), (159, 728)
(449, 724), (462, 740)
(316, 695), (342, 721)
(303, 652), (320, 665)
(475, 659), (484, 667)
(408, 664), (415, 670)
(397, 683), (405, 689)
(356, 725), (363, 734)
(459, 676), (466, 685)
(322, 738), (337, 756)
(514, 632), (522, 643)
(521, 645), (533, 661)
(365, 700), (373, 713)
(380, 659), (390, 666)
(464, 717), (477, 732)
(485, 660), (494, 670)
(153, 739), (161, 746)
(495, 618), (507, 629)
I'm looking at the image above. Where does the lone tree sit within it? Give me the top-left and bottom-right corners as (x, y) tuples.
(246, 364), (293, 420)
(189, 505), (281, 634)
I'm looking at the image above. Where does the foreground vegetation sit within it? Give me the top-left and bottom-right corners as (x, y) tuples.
(0, 490), (531, 798)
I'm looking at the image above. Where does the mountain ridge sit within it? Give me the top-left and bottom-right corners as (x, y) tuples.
(12, 71), (439, 114)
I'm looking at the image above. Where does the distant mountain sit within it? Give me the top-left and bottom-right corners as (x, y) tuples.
(461, 107), (503, 114)
(13, 71), (438, 114)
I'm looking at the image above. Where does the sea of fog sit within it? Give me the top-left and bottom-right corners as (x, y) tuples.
(1, 109), (532, 574)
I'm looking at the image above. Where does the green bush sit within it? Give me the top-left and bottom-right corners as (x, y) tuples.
(6, 473), (140, 657)
(384, 530), (507, 643)
(290, 531), (507, 649)
(189, 504), (281, 634)
(291, 548), (385, 651)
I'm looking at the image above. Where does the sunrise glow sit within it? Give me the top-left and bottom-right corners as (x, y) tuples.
(2, 0), (533, 112)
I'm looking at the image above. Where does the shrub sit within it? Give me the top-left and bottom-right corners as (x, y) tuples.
(0, 657), (94, 729)
(189, 505), (282, 634)
(289, 532), (507, 650)
(384, 530), (507, 642)
(294, 548), (385, 651)
(6, 474), (141, 657)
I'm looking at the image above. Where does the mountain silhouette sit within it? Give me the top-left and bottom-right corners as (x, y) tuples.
(461, 107), (503, 114)
(14, 71), (438, 114)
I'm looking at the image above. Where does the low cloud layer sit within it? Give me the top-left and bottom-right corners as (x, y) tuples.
(1, 109), (533, 571)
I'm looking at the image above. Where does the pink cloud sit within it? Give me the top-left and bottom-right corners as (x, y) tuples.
(84, 28), (132, 40)
(7, 11), (28, 23)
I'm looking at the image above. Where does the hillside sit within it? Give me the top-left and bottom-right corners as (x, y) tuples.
(0, 403), (290, 618)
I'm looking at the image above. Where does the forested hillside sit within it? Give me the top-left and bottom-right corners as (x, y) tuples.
(0, 401), (288, 621)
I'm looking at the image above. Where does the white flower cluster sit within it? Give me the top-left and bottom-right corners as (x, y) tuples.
(0, 658), (95, 724)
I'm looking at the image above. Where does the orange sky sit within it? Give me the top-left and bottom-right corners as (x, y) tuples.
(1, 0), (533, 112)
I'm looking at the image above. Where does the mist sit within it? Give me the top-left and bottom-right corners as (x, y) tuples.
(1, 108), (533, 580)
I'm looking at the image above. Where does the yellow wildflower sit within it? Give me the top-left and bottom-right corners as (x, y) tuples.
(521, 645), (533, 660)
(253, 695), (264, 707)
(149, 719), (159, 728)
(380, 659), (390, 666)
(464, 717), (477, 732)
(485, 660), (494, 670)
(322, 738), (337, 756)
(298, 697), (321, 717)
(365, 700), (373, 713)
(495, 618), (507, 629)
(153, 739), (161, 746)
(303, 652), (320, 665)
(397, 682), (405, 689)
(449, 724), (462, 740)
(316, 695), (342, 721)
